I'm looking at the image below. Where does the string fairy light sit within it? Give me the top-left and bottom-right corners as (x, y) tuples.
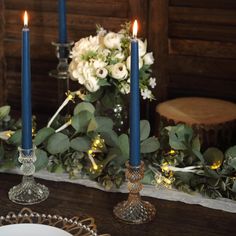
(0, 130), (14, 140)
(47, 91), (75, 128)
(55, 119), (72, 133)
(149, 165), (175, 189)
(210, 160), (222, 170)
(87, 135), (105, 171)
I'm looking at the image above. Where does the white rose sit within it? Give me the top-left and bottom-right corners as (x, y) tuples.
(72, 62), (95, 85)
(110, 63), (128, 80)
(138, 39), (147, 57)
(126, 56), (143, 71)
(114, 52), (125, 61)
(77, 74), (86, 85)
(71, 36), (101, 59)
(103, 32), (122, 50)
(120, 82), (130, 94)
(93, 59), (107, 69)
(68, 60), (78, 81)
(143, 52), (154, 65)
(69, 61), (88, 84)
(82, 62), (95, 78)
(84, 76), (100, 92)
(102, 49), (111, 57)
(96, 68), (108, 78)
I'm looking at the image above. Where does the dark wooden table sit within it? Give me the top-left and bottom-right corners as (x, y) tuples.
(0, 173), (235, 236)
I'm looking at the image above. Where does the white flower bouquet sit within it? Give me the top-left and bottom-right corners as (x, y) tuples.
(69, 23), (156, 103)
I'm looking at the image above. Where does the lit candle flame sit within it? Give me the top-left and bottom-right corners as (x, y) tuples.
(132, 20), (138, 38)
(24, 11), (28, 27)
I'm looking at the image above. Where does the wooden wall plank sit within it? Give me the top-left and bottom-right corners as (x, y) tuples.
(147, 0), (169, 132)
(0, 0), (5, 105)
(169, 23), (236, 43)
(169, 39), (236, 59)
(170, 0), (236, 9)
(168, 1), (236, 103)
(169, 7), (236, 26)
(168, 75), (236, 101)
(169, 55), (236, 79)
(5, 0), (128, 18)
(5, 10), (128, 29)
(148, 0), (169, 101)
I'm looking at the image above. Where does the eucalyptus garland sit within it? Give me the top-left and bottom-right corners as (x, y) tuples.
(0, 104), (235, 200)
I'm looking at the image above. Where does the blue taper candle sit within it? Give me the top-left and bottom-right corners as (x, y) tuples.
(58, 0), (67, 43)
(22, 11), (32, 150)
(130, 20), (140, 167)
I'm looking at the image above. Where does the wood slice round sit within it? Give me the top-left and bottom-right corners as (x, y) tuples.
(156, 97), (236, 149)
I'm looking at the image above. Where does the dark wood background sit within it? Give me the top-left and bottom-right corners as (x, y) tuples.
(0, 0), (236, 126)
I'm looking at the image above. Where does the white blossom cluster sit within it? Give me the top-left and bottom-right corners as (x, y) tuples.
(69, 26), (156, 100)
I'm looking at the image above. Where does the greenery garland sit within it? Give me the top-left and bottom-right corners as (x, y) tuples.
(0, 104), (235, 200)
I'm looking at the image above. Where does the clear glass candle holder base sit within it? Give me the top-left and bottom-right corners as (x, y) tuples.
(113, 162), (156, 224)
(49, 68), (69, 80)
(8, 175), (49, 205)
(8, 146), (49, 205)
(113, 195), (156, 224)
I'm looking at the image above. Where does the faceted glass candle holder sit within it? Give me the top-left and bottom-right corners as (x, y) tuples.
(113, 162), (156, 224)
(8, 146), (49, 205)
(49, 41), (74, 80)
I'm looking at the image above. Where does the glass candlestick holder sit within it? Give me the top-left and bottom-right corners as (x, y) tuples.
(49, 41), (74, 80)
(8, 146), (49, 205)
(113, 161), (156, 224)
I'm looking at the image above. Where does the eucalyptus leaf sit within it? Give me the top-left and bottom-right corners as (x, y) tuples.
(140, 137), (160, 153)
(142, 170), (154, 184)
(46, 133), (70, 154)
(8, 129), (22, 146)
(100, 130), (119, 147)
(71, 111), (93, 133)
(34, 127), (55, 146)
(192, 149), (205, 163)
(50, 163), (65, 173)
(118, 134), (129, 160)
(107, 147), (123, 165)
(73, 102), (95, 115)
(84, 88), (103, 103)
(204, 167), (220, 179)
(0, 106), (10, 121)
(203, 147), (224, 166)
(192, 135), (201, 152)
(97, 79), (110, 87)
(101, 90), (115, 109)
(0, 160), (16, 170)
(35, 149), (48, 171)
(228, 158), (236, 170)
(101, 152), (116, 167)
(96, 116), (113, 132)
(174, 172), (195, 185)
(71, 114), (80, 131)
(87, 117), (98, 133)
(140, 120), (150, 141)
(232, 181), (236, 193)
(0, 145), (4, 160)
(70, 136), (91, 152)
(225, 145), (236, 160)
(168, 124), (193, 150)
